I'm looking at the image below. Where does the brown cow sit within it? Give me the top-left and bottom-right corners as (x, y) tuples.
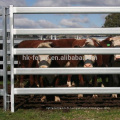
(16, 40), (52, 88)
(40, 39), (76, 102)
(99, 37), (112, 88)
(100, 36), (120, 98)
(68, 38), (103, 99)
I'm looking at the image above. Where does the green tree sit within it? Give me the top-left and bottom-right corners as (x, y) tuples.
(103, 13), (120, 27)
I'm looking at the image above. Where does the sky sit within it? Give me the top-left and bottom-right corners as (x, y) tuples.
(0, 0), (120, 29)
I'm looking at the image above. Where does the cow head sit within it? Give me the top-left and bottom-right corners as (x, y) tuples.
(109, 36), (120, 61)
(83, 54), (97, 67)
(37, 42), (52, 68)
(82, 38), (98, 68)
(73, 38), (101, 67)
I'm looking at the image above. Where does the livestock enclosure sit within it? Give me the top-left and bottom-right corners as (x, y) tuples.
(1, 5), (120, 113)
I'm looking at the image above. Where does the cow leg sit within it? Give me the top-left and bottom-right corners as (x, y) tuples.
(101, 75), (106, 87)
(92, 75), (98, 98)
(29, 75), (35, 98)
(54, 77), (60, 87)
(16, 75), (19, 83)
(20, 75), (24, 88)
(35, 75), (39, 87)
(111, 75), (119, 98)
(55, 96), (61, 102)
(54, 77), (61, 102)
(19, 65), (25, 88)
(107, 75), (117, 98)
(67, 75), (72, 87)
(39, 76), (47, 102)
(79, 75), (84, 87)
(78, 75), (84, 99)
(41, 96), (47, 102)
(92, 75), (98, 87)
(29, 75), (34, 87)
(108, 75), (113, 87)
(39, 76), (44, 87)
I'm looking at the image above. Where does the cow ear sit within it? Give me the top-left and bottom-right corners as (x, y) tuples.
(96, 55), (103, 67)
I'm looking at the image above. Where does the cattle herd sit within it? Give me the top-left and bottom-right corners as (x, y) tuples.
(15, 36), (120, 102)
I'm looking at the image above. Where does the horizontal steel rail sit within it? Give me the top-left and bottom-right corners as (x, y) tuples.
(0, 10), (2, 16)
(14, 68), (120, 75)
(0, 89), (3, 96)
(0, 50), (3, 56)
(14, 48), (120, 55)
(0, 71), (11, 75)
(0, 30), (2, 36)
(7, 71), (11, 75)
(0, 29), (10, 33)
(0, 50), (11, 56)
(14, 87), (120, 95)
(14, 28), (120, 35)
(13, 7), (120, 14)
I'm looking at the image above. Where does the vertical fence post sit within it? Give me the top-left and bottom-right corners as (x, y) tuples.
(10, 5), (14, 112)
(50, 35), (53, 40)
(2, 7), (8, 111)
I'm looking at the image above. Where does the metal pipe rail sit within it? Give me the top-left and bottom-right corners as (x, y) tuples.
(0, 50), (11, 56)
(14, 68), (120, 75)
(0, 89), (3, 96)
(13, 7), (120, 14)
(14, 28), (120, 35)
(14, 87), (120, 95)
(3, 7), (8, 111)
(0, 7), (8, 111)
(14, 48), (120, 55)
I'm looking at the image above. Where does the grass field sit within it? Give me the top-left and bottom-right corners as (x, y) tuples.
(0, 108), (120, 120)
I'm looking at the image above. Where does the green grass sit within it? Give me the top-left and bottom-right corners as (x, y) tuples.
(0, 108), (120, 120)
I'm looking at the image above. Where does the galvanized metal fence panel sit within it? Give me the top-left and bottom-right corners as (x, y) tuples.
(0, 7), (8, 111)
(0, 8), (3, 98)
(10, 5), (120, 112)
(2, 7), (8, 111)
